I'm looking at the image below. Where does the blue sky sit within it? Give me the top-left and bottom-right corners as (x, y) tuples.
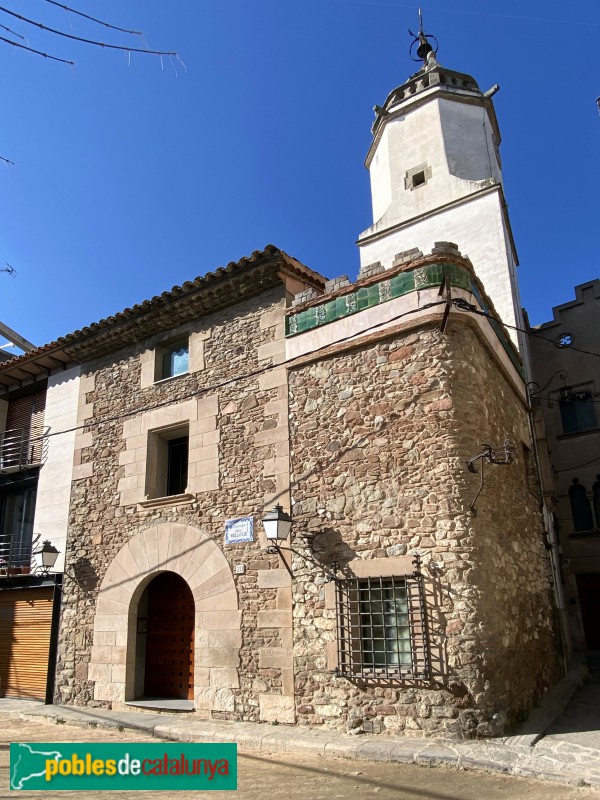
(0, 0), (599, 350)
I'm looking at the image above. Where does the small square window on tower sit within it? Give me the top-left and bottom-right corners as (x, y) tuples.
(155, 338), (189, 382)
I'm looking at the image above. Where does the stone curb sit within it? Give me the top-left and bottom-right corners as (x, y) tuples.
(1, 700), (599, 787)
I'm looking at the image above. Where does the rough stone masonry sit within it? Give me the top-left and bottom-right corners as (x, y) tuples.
(287, 307), (561, 738)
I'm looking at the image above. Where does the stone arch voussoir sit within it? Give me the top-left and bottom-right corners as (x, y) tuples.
(88, 522), (240, 711)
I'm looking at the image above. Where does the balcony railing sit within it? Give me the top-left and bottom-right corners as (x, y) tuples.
(0, 531), (32, 574)
(0, 426), (48, 474)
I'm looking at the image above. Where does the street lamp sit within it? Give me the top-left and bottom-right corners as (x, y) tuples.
(33, 540), (60, 574)
(261, 505), (339, 582)
(261, 504), (292, 547)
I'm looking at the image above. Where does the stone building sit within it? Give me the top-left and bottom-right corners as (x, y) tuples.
(529, 280), (600, 653)
(1, 36), (563, 737)
(0, 324), (80, 701)
(53, 247), (324, 722)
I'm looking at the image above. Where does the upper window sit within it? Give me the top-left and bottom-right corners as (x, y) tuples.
(156, 338), (189, 382)
(559, 390), (597, 434)
(145, 424), (189, 499)
(335, 575), (429, 680)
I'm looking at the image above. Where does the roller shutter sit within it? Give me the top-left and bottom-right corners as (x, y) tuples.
(0, 588), (53, 700)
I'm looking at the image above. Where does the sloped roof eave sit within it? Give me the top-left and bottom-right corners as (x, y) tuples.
(0, 245), (326, 389)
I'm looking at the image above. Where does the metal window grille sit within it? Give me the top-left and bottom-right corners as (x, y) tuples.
(336, 575), (430, 680)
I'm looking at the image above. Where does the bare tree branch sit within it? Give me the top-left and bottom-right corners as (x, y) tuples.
(0, 6), (176, 57)
(0, 20), (23, 39)
(43, 0), (143, 37)
(0, 34), (74, 64)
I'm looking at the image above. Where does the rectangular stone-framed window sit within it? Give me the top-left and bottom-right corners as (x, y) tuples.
(335, 573), (430, 680)
(140, 328), (210, 390)
(145, 423), (189, 499)
(155, 337), (189, 382)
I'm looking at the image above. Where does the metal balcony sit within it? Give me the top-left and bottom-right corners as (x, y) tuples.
(0, 426), (49, 474)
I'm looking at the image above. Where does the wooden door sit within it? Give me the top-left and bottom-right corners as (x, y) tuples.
(0, 588), (53, 700)
(144, 573), (194, 700)
(576, 573), (600, 650)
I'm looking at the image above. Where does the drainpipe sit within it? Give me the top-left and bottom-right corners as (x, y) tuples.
(45, 573), (63, 705)
(527, 399), (570, 677)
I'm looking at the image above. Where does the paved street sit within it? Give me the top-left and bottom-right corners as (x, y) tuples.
(541, 654), (600, 751)
(0, 717), (598, 800)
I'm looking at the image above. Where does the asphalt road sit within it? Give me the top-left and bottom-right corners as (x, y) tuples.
(0, 717), (598, 800)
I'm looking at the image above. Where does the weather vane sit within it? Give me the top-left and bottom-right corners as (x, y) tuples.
(408, 8), (438, 65)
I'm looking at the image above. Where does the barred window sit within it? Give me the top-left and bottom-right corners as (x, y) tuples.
(336, 575), (429, 680)
(559, 391), (596, 434)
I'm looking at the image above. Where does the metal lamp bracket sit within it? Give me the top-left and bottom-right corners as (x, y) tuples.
(265, 543), (341, 583)
(466, 440), (516, 514)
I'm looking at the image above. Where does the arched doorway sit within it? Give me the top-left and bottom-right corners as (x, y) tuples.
(91, 523), (241, 708)
(137, 572), (194, 700)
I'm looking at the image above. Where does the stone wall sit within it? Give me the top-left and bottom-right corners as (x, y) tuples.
(56, 286), (296, 723)
(287, 316), (560, 738)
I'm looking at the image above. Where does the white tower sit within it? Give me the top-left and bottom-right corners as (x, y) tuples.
(357, 28), (525, 349)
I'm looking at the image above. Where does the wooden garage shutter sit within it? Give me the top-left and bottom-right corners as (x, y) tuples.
(0, 588), (53, 700)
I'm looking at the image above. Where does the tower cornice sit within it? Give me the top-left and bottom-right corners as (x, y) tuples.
(366, 65), (501, 168)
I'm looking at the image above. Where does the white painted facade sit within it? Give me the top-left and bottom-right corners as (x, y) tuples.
(364, 97), (502, 232)
(34, 366), (81, 572)
(357, 74), (525, 351)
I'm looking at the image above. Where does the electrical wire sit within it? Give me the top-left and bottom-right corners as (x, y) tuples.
(554, 456), (600, 474)
(34, 299), (449, 442)
(11, 294), (600, 450)
(535, 393), (600, 406)
(331, 0), (600, 28)
(0, 20), (23, 38)
(452, 298), (600, 361)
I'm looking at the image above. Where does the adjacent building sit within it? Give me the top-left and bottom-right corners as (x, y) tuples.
(0, 332), (80, 701)
(529, 280), (600, 653)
